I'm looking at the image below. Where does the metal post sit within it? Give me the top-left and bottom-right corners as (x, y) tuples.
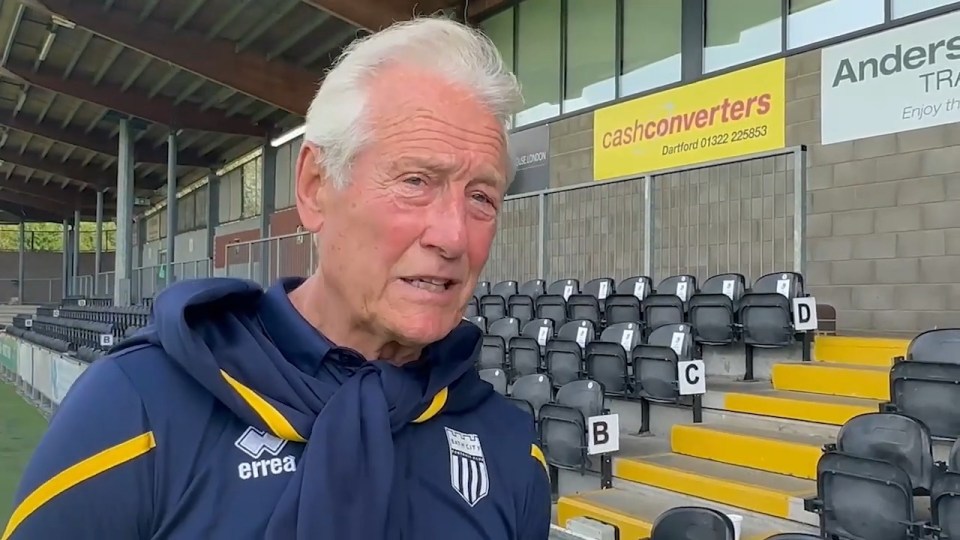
(793, 146), (807, 277)
(17, 220), (24, 303)
(206, 172), (220, 273)
(642, 175), (653, 277)
(72, 209), (80, 293)
(537, 193), (546, 279)
(94, 190), (103, 294)
(114, 118), (135, 306)
(259, 144), (277, 286)
(61, 219), (69, 300)
(166, 131), (178, 286)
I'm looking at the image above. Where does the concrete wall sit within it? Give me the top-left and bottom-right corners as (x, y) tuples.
(785, 51), (960, 334)
(0, 251), (116, 303)
(213, 217), (260, 275)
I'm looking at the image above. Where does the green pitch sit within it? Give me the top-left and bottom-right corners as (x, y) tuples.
(0, 382), (47, 527)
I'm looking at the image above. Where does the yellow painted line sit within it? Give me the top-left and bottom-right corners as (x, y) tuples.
(772, 362), (889, 400)
(557, 494), (651, 539)
(814, 335), (908, 367)
(615, 456), (799, 520)
(557, 491), (782, 540)
(671, 424), (822, 480)
(723, 392), (877, 426)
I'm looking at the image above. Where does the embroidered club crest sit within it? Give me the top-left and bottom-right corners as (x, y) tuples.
(445, 427), (490, 507)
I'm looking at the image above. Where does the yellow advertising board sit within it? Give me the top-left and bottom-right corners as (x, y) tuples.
(593, 58), (786, 181)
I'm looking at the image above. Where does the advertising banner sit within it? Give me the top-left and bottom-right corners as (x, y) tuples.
(508, 124), (550, 195)
(821, 10), (960, 145)
(593, 59), (786, 181)
(0, 334), (17, 373)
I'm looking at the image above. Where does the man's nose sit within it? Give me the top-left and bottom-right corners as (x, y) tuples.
(420, 194), (468, 260)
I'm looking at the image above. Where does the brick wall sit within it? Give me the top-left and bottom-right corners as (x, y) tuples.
(786, 50), (960, 335)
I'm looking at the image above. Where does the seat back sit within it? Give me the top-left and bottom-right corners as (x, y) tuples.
(487, 317), (520, 342)
(700, 272), (746, 301)
(490, 280), (519, 300)
(508, 338), (542, 379)
(547, 278), (580, 300)
(633, 324), (693, 403)
(816, 451), (915, 540)
(890, 361), (960, 439)
(906, 327), (960, 365)
(764, 535), (825, 540)
(656, 274), (697, 302)
(648, 323), (695, 361)
(932, 470), (960, 538)
(537, 403), (586, 470)
(555, 379), (604, 421)
(752, 271), (804, 298)
(950, 436), (960, 470)
(600, 322), (642, 353)
(618, 275), (653, 302)
(507, 294), (535, 325)
(544, 340), (583, 388)
(466, 315), (486, 332)
(479, 335), (506, 370)
(474, 281), (491, 298)
(535, 295), (567, 328)
(478, 368), (507, 395)
(521, 318), (555, 347)
(642, 294), (685, 333)
(566, 294), (601, 326)
(557, 319), (595, 348)
(519, 279), (546, 299)
(479, 294), (507, 321)
(738, 292), (793, 347)
(603, 294), (641, 325)
(651, 506), (735, 540)
(464, 297), (479, 318)
(509, 373), (553, 417)
(584, 341), (629, 396)
(836, 412), (934, 492)
(687, 292), (736, 345)
(582, 277), (615, 303)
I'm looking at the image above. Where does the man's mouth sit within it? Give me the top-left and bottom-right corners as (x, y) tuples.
(401, 277), (456, 292)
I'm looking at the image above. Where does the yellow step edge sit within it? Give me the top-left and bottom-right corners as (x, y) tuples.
(814, 336), (908, 367)
(557, 492), (777, 540)
(615, 456), (807, 521)
(722, 391), (878, 426)
(557, 493), (653, 539)
(772, 362), (890, 400)
(671, 424), (822, 480)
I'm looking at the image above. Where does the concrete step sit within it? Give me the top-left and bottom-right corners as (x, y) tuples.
(771, 361), (889, 400)
(813, 335), (909, 367)
(670, 423), (829, 480)
(557, 485), (819, 540)
(615, 452), (817, 526)
(706, 379), (881, 426)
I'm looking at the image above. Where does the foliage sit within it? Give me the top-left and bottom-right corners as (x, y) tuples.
(0, 222), (117, 253)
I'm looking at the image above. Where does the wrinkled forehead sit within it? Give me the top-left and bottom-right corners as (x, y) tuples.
(362, 64), (511, 177)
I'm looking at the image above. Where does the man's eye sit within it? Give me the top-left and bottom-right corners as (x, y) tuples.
(403, 176), (426, 186)
(472, 193), (493, 205)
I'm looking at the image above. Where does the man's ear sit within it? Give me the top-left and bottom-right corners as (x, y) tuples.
(295, 143), (330, 233)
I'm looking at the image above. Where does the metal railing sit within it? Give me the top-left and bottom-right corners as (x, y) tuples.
(219, 231), (314, 288)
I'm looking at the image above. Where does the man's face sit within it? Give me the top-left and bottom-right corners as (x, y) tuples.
(296, 64), (508, 348)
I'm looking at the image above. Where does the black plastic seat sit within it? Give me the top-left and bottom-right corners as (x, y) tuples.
(618, 275), (653, 302)
(555, 379), (605, 423)
(651, 506), (735, 540)
(932, 470), (960, 539)
(833, 412), (935, 495)
(810, 451), (919, 540)
(464, 297), (479, 318)
(508, 373), (553, 420)
(556, 319), (596, 349)
(474, 281), (491, 298)
(537, 380), (603, 473)
(656, 274), (697, 302)
(479, 294), (507, 322)
(886, 361), (960, 439)
(544, 339), (583, 388)
(584, 341), (629, 396)
(688, 272), (745, 345)
(633, 323), (695, 404)
(739, 271), (804, 347)
(600, 322), (642, 354)
(508, 337), (542, 379)
(479, 335), (506, 370)
(507, 294), (535, 325)
(898, 327), (960, 365)
(519, 279), (546, 300)
(535, 294), (567, 328)
(764, 534), (824, 539)
(603, 293), (641, 325)
(642, 293), (685, 335)
(566, 294), (601, 327)
(490, 280), (519, 301)
(547, 278), (580, 300)
(478, 368), (507, 395)
(466, 315), (486, 332)
(521, 318), (555, 348)
(582, 277), (615, 309)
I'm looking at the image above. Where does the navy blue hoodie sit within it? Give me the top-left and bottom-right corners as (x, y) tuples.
(3, 277), (551, 540)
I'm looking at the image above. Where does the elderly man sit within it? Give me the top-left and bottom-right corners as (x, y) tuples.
(4, 17), (550, 540)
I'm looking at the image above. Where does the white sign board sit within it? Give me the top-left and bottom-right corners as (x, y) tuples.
(821, 10), (960, 145)
(678, 360), (706, 395)
(793, 297), (819, 332)
(587, 414), (620, 455)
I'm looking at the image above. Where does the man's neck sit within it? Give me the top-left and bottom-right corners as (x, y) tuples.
(287, 274), (423, 365)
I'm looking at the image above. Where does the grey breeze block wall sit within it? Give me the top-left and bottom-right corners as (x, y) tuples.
(519, 51), (960, 335)
(787, 50), (960, 335)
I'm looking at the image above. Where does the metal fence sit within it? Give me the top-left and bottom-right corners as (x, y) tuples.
(220, 231), (314, 288)
(482, 146), (806, 286)
(72, 261), (211, 303)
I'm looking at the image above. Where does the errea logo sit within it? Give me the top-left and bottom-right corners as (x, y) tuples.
(235, 426), (297, 480)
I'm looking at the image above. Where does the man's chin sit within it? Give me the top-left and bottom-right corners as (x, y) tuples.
(389, 314), (460, 347)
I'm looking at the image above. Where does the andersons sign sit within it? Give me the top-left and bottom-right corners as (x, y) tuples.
(821, 10), (960, 144)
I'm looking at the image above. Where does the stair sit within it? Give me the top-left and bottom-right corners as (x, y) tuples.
(555, 334), (911, 538)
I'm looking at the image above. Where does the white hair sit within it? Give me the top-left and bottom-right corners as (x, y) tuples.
(303, 16), (523, 189)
